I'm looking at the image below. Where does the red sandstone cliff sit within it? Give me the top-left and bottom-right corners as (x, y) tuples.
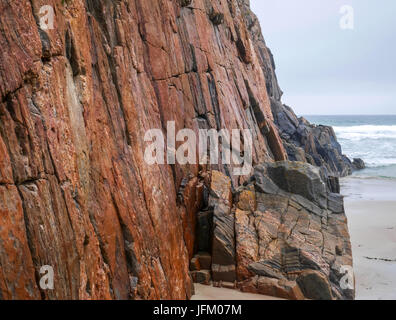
(0, 0), (353, 300)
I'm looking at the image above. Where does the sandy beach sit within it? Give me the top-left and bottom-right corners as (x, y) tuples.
(192, 284), (283, 300)
(342, 177), (396, 300)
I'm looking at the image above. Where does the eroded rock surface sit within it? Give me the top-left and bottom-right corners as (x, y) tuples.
(235, 162), (354, 300)
(271, 104), (356, 179)
(0, 0), (286, 299)
(189, 165), (354, 300)
(0, 0), (354, 300)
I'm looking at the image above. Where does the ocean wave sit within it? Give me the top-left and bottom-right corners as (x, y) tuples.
(307, 117), (396, 180)
(334, 125), (396, 133)
(334, 125), (396, 141)
(346, 174), (396, 181)
(365, 160), (396, 167)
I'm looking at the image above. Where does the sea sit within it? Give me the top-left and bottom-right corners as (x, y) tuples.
(304, 115), (396, 180)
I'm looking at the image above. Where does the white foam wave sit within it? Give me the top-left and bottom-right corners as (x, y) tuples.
(347, 174), (396, 181)
(365, 159), (396, 167)
(334, 125), (396, 141)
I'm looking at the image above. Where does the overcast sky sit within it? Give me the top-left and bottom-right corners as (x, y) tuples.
(250, 0), (396, 115)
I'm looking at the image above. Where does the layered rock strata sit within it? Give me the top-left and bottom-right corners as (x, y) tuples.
(0, 0), (286, 300)
(191, 164), (354, 300)
(236, 162), (354, 300)
(0, 0), (354, 300)
(271, 104), (356, 179)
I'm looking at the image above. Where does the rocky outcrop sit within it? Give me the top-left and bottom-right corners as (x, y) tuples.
(352, 158), (365, 170)
(245, 2), (364, 181)
(0, 0), (354, 300)
(235, 162), (354, 300)
(0, 0), (287, 299)
(271, 104), (356, 179)
(236, 0), (363, 190)
(190, 165), (354, 300)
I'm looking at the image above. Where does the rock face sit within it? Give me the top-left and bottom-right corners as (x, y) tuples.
(190, 165), (354, 300)
(0, 0), (354, 300)
(209, 171), (236, 283)
(0, 0), (286, 300)
(271, 105), (356, 180)
(235, 162), (354, 300)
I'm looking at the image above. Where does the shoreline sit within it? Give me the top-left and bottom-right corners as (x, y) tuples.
(342, 176), (396, 300)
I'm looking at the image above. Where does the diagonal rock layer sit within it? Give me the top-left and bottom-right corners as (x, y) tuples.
(0, 0), (354, 299)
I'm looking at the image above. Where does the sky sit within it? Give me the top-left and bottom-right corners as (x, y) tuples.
(250, 0), (396, 115)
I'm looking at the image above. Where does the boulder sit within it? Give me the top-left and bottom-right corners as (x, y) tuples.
(191, 270), (211, 285)
(296, 270), (333, 300)
(271, 103), (356, 179)
(255, 161), (329, 210)
(190, 257), (201, 271)
(240, 276), (305, 300)
(266, 161), (327, 206)
(352, 158), (366, 170)
(209, 171), (232, 208)
(327, 193), (345, 214)
(236, 189), (256, 212)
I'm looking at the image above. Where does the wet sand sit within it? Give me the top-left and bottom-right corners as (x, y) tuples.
(342, 177), (396, 300)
